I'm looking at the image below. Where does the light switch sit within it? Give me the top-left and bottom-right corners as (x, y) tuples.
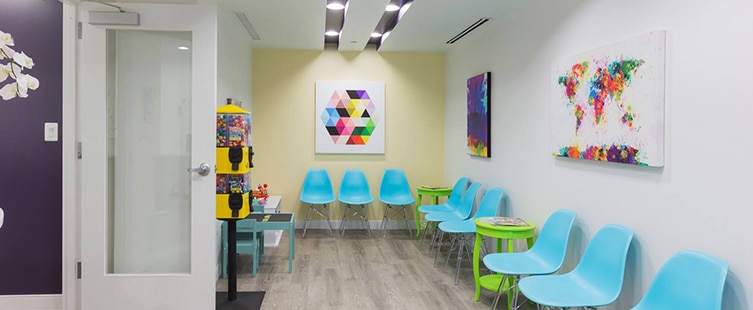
(44, 122), (58, 142)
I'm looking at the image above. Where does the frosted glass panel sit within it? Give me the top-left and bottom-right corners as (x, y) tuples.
(106, 30), (192, 274)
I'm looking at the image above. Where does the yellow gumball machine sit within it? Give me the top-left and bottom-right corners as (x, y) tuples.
(216, 103), (254, 219)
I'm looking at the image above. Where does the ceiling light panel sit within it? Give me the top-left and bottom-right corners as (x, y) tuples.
(337, 0), (390, 51)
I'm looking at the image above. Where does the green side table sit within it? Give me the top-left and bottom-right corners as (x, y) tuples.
(414, 186), (452, 237)
(472, 217), (536, 309)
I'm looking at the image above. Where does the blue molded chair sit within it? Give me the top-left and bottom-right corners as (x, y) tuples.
(417, 177), (469, 214)
(518, 224), (634, 309)
(338, 169), (374, 237)
(483, 209), (577, 309)
(438, 187), (505, 283)
(630, 250), (728, 310)
(418, 177), (469, 245)
(300, 169), (336, 238)
(378, 169), (415, 237)
(426, 182), (482, 261)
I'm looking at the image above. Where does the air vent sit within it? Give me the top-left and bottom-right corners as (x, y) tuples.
(446, 18), (490, 44)
(234, 12), (261, 40)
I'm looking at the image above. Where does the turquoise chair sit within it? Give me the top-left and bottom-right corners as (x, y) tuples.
(417, 177), (469, 245)
(482, 209), (577, 309)
(426, 182), (482, 262)
(417, 177), (469, 214)
(630, 250), (728, 310)
(338, 169), (374, 237)
(438, 187), (505, 283)
(300, 168), (336, 238)
(518, 224), (634, 309)
(378, 169), (415, 237)
(220, 220), (261, 279)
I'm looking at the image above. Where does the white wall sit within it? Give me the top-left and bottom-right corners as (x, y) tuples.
(445, 0), (752, 308)
(215, 6), (253, 278)
(217, 7), (253, 110)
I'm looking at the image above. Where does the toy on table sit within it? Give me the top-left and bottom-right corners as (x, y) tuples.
(252, 183), (269, 206)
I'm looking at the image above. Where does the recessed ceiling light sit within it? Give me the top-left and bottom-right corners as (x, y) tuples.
(325, 30), (340, 36)
(177, 46), (189, 50)
(385, 4), (400, 11)
(370, 32), (382, 38)
(327, 3), (345, 10)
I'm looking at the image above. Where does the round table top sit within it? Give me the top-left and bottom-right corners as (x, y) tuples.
(474, 217), (536, 232)
(417, 186), (452, 195)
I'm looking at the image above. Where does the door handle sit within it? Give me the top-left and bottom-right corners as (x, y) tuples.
(188, 163), (211, 176)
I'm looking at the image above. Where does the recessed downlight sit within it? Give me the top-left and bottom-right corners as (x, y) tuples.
(385, 4), (400, 11)
(177, 46), (189, 50)
(325, 30), (340, 36)
(370, 32), (382, 38)
(326, 3), (345, 10)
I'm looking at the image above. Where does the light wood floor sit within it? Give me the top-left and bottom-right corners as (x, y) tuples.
(216, 228), (537, 310)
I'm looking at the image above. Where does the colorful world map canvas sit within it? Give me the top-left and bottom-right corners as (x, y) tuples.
(315, 81), (385, 154)
(551, 31), (665, 167)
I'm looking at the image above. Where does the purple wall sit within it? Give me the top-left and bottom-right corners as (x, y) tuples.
(0, 0), (63, 295)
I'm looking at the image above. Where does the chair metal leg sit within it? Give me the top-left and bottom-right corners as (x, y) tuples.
(490, 274), (509, 310)
(434, 230), (445, 265)
(362, 205), (372, 237)
(303, 203), (334, 238)
(420, 221), (431, 247)
(445, 234), (457, 267)
(381, 205), (390, 237)
(454, 237), (465, 284)
(302, 203), (314, 238)
(402, 207), (413, 237)
(340, 204), (349, 237)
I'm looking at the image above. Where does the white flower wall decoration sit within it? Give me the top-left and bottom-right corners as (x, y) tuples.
(0, 29), (39, 101)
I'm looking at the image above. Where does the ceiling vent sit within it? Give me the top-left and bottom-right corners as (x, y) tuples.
(446, 18), (490, 44)
(234, 12), (261, 40)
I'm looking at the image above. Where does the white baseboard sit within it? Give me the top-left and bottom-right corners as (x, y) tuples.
(295, 219), (417, 230)
(0, 295), (61, 310)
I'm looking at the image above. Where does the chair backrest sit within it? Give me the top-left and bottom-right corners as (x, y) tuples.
(445, 177), (470, 208)
(469, 187), (505, 220)
(571, 224), (634, 304)
(378, 169), (415, 205)
(454, 182), (482, 220)
(631, 250), (728, 310)
(299, 168), (336, 204)
(338, 169), (374, 204)
(528, 209), (577, 271)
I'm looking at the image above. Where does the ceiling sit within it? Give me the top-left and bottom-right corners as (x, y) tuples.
(106, 0), (525, 51)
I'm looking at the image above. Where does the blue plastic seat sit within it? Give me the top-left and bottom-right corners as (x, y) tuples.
(299, 168), (336, 238)
(378, 169), (415, 237)
(438, 187), (505, 283)
(518, 224), (634, 309)
(425, 182), (481, 261)
(417, 177), (469, 214)
(425, 182), (481, 223)
(482, 209), (577, 309)
(338, 169), (374, 237)
(630, 250), (728, 310)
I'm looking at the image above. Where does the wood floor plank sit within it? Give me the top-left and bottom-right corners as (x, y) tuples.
(217, 229), (537, 310)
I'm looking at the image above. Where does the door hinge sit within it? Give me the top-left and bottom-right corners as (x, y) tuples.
(77, 22), (83, 39)
(77, 261), (82, 279)
(76, 142), (82, 159)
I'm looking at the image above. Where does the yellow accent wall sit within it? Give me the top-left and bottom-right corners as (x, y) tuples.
(252, 49), (445, 222)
